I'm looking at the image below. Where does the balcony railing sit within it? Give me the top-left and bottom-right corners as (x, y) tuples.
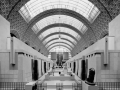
(0, 82), (120, 90)
(0, 82), (27, 90)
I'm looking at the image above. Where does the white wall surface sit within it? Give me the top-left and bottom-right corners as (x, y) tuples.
(0, 15), (10, 50)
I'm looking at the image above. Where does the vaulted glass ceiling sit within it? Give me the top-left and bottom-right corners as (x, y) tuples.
(32, 15), (88, 34)
(42, 35), (59, 44)
(19, 0), (100, 23)
(19, 0), (100, 53)
(47, 43), (72, 50)
(49, 46), (70, 52)
(42, 34), (77, 45)
(39, 27), (81, 41)
(45, 39), (74, 48)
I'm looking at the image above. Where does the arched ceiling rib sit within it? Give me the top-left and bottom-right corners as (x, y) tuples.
(21, 9), (98, 42)
(48, 44), (72, 51)
(19, 0), (100, 53)
(32, 15), (88, 34)
(45, 38), (76, 46)
(39, 27), (80, 41)
(47, 43), (72, 50)
(49, 46), (70, 52)
(46, 42), (73, 49)
(35, 23), (84, 39)
(19, 0), (100, 23)
(45, 39), (74, 48)
(42, 34), (77, 45)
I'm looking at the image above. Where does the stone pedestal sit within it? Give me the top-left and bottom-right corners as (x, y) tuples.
(82, 81), (98, 90)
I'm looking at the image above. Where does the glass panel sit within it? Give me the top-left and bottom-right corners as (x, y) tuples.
(19, 0), (100, 23)
(49, 46), (70, 52)
(32, 24), (39, 34)
(47, 43), (72, 50)
(61, 34), (77, 44)
(80, 25), (88, 34)
(41, 34), (77, 45)
(42, 34), (59, 44)
(39, 27), (80, 40)
(32, 15), (87, 34)
(45, 38), (74, 48)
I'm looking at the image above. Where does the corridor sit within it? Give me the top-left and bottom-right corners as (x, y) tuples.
(36, 67), (81, 90)
(1, 0), (120, 90)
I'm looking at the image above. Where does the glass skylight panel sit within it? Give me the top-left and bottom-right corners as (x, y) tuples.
(45, 39), (74, 48)
(32, 25), (39, 34)
(46, 39), (74, 48)
(43, 40), (47, 45)
(88, 6), (100, 23)
(60, 27), (79, 39)
(76, 35), (81, 41)
(39, 28), (59, 39)
(47, 43), (72, 50)
(19, 0), (100, 23)
(48, 43), (71, 50)
(80, 25), (88, 34)
(55, 47), (70, 52)
(39, 27), (80, 40)
(49, 46), (70, 52)
(32, 15), (87, 34)
(43, 34), (59, 44)
(38, 34), (44, 40)
(61, 34), (77, 45)
(19, 6), (32, 23)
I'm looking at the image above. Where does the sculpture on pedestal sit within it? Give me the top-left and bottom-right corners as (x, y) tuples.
(85, 68), (95, 85)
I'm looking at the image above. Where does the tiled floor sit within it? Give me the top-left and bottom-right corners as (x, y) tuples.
(44, 80), (76, 85)
(43, 68), (77, 90)
(44, 80), (76, 90)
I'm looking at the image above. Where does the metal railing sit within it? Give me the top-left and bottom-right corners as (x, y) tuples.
(95, 82), (120, 90)
(72, 83), (82, 90)
(0, 82), (27, 90)
(0, 82), (120, 90)
(37, 83), (47, 90)
(36, 83), (82, 90)
(37, 82), (120, 90)
(56, 83), (63, 90)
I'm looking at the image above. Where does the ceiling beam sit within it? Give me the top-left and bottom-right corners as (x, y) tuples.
(46, 42), (73, 49)
(36, 23), (84, 39)
(23, 9), (97, 43)
(41, 32), (78, 42)
(48, 45), (72, 51)
(44, 38), (76, 46)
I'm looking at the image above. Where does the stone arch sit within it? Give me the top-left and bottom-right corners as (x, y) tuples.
(10, 30), (20, 39)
